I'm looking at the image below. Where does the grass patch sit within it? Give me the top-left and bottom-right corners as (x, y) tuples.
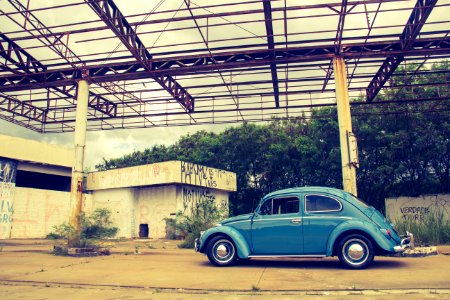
(393, 207), (450, 245)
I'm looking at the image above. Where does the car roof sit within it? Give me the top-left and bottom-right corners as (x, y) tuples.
(263, 186), (349, 199)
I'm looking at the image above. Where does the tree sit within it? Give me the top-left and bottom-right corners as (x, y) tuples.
(96, 61), (449, 215)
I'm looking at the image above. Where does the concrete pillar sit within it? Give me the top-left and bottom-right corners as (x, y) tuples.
(69, 79), (89, 245)
(333, 57), (358, 196)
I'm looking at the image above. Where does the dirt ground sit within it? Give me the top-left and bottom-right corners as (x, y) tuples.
(0, 239), (449, 300)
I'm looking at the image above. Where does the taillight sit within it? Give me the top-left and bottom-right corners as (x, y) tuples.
(386, 229), (392, 238)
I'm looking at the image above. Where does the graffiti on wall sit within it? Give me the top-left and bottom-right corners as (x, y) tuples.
(386, 194), (450, 224)
(181, 161), (227, 189)
(9, 188), (71, 238)
(0, 159), (17, 238)
(181, 186), (227, 215)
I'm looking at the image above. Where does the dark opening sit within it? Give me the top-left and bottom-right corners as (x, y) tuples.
(139, 224), (149, 238)
(15, 170), (71, 192)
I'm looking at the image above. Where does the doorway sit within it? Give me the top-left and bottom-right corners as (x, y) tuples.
(139, 224), (149, 238)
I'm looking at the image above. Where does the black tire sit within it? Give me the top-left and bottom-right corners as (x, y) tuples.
(206, 235), (237, 267)
(337, 234), (374, 269)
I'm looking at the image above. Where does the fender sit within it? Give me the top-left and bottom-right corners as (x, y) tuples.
(326, 219), (395, 256)
(200, 226), (251, 259)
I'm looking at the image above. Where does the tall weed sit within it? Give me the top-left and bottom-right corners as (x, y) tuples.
(393, 207), (450, 245)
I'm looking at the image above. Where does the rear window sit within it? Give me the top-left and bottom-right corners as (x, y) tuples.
(305, 195), (342, 212)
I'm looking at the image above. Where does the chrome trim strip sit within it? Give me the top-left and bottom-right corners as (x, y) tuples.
(248, 254), (326, 258)
(305, 216), (350, 219)
(252, 217), (300, 222)
(226, 220), (251, 225)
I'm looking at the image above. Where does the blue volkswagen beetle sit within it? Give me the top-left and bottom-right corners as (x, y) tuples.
(195, 187), (412, 269)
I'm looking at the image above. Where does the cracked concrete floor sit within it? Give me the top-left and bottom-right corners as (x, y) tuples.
(0, 239), (449, 299)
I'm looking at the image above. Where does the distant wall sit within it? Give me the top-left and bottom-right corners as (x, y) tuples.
(137, 186), (177, 239)
(177, 185), (228, 216)
(86, 188), (137, 238)
(385, 194), (450, 224)
(10, 187), (71, 238)
(0, 158), (17, 239)
(87, 161), (237, 192)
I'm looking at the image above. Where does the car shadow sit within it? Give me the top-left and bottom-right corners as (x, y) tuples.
(200, 257), (406, 270)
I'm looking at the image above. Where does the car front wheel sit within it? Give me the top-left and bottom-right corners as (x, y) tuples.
(206, 235), (237, 267)
(338, 234), (374, 269)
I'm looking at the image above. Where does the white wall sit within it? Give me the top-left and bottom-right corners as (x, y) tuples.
(10, 187), (71, 238)
(87, 188), (137, 238)
(386, 194), (450, 224)
(136, 186), (177, 239)
(8, 185), (230, 239)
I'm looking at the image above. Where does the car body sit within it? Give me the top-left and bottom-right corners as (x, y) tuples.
(195, 186), (412, 269)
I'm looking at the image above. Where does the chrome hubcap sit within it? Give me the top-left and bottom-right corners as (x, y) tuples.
(213, 239), (235, 264)
(347, 243), (364, 260)
(216, 244), (229, 258)
(342, 238), (369, 266)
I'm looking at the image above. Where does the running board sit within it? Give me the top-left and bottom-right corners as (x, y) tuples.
(248, 254), (326, 258)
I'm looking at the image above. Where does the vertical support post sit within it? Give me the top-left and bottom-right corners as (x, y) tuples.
(333, 57), (358, 196)
(69, 79), (89, 246)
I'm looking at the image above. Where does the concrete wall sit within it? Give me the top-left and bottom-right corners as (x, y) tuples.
(0, 134), (73, 168)
(86, 184), (230, 239)
(177, 185), (229, 216)
(137, 186), (177, 239)
(0, 158), (17, 238)
(87, 161), (237, 192)
(85, 188), (137, 238)
(386, 194), (450, 224)
(10, 187), (71, 238)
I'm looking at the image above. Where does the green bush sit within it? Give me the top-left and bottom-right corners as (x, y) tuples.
(48, 208), (118, 248)
(393, 208), (450, 246)
(167, 200), (226, 249)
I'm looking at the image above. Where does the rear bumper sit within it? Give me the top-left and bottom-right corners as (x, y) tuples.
(394, 231), (414, 253)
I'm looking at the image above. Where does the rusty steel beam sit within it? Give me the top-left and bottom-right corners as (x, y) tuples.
(0, 32), (118, 118)
(5, 1), (118, 118)
(0, 33), (46, 74)
(0, 93), (47, 123)
(366, 0), (438, 102)
(0, 36), (448, 93)
(263, 0), (280, 107)
(86, 0), (194, 112)
(7, 0), (84, 68)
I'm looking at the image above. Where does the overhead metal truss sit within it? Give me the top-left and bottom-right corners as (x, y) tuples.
(0, 0), (448, 132)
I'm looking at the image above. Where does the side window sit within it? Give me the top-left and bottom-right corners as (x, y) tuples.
(259, 199), (272, 215)
(305, 195), (341, 213)
(259, 197), (299, 215)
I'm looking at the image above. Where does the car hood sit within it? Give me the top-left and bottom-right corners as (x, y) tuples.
(219, 213), (254, 225)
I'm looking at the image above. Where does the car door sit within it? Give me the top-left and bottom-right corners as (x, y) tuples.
(251, 196), (303, 255)
(302, 193), (349, 254)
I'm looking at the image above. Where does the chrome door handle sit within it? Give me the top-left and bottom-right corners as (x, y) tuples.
(291, 218), (302, 224)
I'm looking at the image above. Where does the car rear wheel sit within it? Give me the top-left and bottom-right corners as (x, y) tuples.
(206, 236), (237, 267)
(338, 234), (374, 269)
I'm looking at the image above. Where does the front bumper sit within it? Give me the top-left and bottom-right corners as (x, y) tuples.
(194, 238), (200, 252)
(394, 231), (414, 252)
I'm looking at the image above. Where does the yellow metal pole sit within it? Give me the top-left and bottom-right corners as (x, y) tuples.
(333, 57), (358, 196)
(69, 79), (89, 246)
